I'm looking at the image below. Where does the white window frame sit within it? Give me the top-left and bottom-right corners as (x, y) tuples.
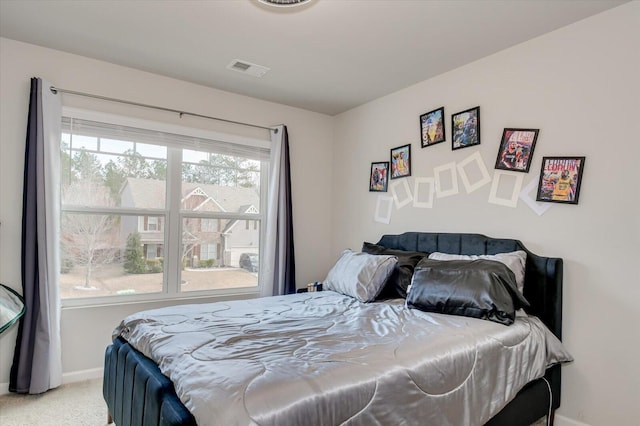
(61, 107), (270, 307)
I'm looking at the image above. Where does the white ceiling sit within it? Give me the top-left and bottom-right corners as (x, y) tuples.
(0, 0), (628, 116)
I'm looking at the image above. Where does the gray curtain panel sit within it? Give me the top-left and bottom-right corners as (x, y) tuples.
(10, 77), (62, 394)
(261, 125), (296, 296)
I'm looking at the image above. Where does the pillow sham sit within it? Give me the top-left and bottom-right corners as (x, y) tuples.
(406, 258), (530, 325)
(323, 249), (397, 302)
(428, 250), (527, 294)
(361, 242), (429, 299)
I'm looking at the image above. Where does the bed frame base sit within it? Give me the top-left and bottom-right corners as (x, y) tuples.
(103, 337), (196, 426)
(486, 373), (556, 425)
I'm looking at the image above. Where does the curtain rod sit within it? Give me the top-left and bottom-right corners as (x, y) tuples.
(49, 86), (276, 132)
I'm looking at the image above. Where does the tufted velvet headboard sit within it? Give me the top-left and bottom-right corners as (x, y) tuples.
(377, 232), (563, 339)
(377, 232), (564, 418)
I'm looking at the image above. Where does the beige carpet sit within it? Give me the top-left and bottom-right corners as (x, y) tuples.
(0, 377), (548, 425)
(0, 378), (107, 426)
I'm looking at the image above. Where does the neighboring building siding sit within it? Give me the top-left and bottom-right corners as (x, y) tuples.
(120, 178), (260, 267)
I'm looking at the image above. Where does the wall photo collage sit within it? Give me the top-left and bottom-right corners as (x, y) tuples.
(369, 105), (586, 224)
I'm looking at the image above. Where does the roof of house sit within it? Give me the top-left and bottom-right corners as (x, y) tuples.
(121, 177), (260, 213)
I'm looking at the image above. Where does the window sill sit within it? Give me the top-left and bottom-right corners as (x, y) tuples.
(61, 287), (259, 310)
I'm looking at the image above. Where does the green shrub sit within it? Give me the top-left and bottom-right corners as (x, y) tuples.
(124, 232), (146, 274)
(60, 257), (74, 274)
(200, 259), (215, 268)
(146, 258), (163, 273)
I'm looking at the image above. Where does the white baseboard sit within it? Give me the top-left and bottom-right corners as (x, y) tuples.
(0, 367), (103, 396)
(556, 414), (592, 426)
(61, 367), (104, 384)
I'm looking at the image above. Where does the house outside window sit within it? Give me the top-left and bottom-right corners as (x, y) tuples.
(201, 219), (216, 232)
(59, 109), (269, 305)
(146, 244), (158, 259)
(146, 216), (160, 231)
(200, 243), (218, 261)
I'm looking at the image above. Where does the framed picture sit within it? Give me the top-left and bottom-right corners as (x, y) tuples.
(369, 161), (389, 192)
(494, 128), (539, 173)
(390, 144), (411, 179)
(536, 156), (586, 204)
(451, 106), (480, 150)
(420, 107), (445, 147)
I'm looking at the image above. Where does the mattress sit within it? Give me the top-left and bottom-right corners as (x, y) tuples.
(112, 291), (572, 426)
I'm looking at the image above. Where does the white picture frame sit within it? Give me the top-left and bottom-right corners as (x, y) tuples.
(413, 177), (435, 208)
(434, 162), (459, 198)
(457, 151), (491, 193)
(390, 178), (413, 209)
(488, 171), (524, 208)
(374, 195), (394, 224)
(519, 178), (552, 216)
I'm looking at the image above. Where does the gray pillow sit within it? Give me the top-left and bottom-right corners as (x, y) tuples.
(324, 250), (397, 302)
(428, 250), (527, 294)
(361, 242), (429, 299)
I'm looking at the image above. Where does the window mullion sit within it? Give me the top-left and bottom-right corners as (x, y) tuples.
(181, 211), (262, 221)
(165, 147), (183, 295)
(61, 206), (167, 216)
(258, 159), (269, 289)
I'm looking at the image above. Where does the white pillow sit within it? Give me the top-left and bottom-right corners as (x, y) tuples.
(324, 250), (397, 302)
(428, 250), (527, 294)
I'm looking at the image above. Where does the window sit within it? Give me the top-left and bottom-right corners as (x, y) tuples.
(200, 243), (217, 261)
(146, 216), (160, 231)
(201, 218), (216, 232)
(59, 110), (269, 304)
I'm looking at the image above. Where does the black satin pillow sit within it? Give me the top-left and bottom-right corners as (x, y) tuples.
(406, 258), (530, 325)
(361, 242), (429, 299)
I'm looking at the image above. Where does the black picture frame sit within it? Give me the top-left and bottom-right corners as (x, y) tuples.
(494, 128), (539, 173)
(420, 106), (445, 147)
(451, 106), (480, 150)
(536, 156), (586, 204)
(369, 161), (389, 192)
(390, 144), (411, 179)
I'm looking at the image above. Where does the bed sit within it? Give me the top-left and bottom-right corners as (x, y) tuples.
(103, 232), (572, 426)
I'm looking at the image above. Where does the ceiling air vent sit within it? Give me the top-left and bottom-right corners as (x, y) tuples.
(226, 59), (270, 77)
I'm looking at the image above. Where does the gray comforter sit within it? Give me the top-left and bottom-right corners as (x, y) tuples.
(113, 291), (572, 426)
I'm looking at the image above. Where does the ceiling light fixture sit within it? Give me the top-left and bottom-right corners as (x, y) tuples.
(257, 0), (312, 7)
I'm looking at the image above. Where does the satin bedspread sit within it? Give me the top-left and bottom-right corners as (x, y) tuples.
(113, 291), (572, 426)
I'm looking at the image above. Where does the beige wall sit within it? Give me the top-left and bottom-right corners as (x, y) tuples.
(332, 3), (639, 425)
(0, 38), (334, 385)
(1, 2), (638, 425)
